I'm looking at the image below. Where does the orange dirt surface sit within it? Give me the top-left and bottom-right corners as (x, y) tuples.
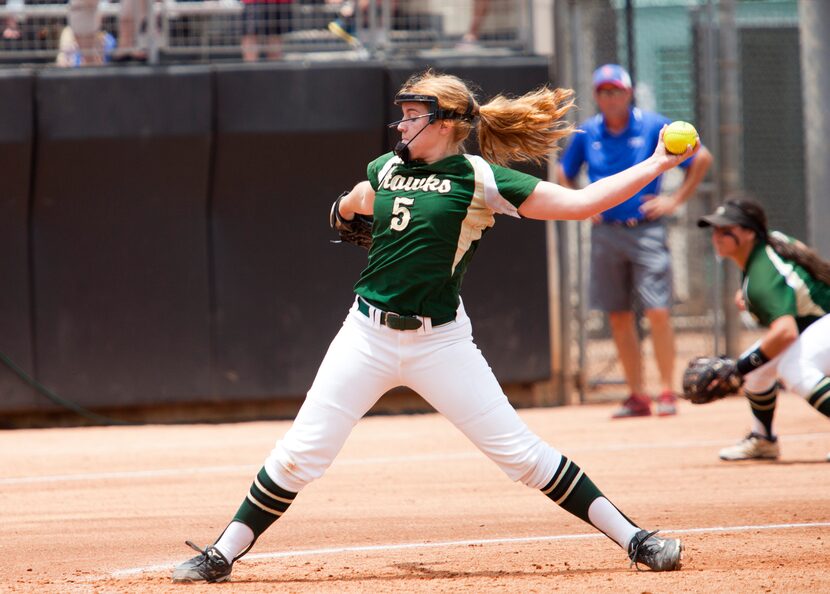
(2, 393), (829, 593)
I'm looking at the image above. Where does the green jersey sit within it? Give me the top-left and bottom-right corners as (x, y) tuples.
(354, 152), (540, 319)
(742, 232), (830, 332)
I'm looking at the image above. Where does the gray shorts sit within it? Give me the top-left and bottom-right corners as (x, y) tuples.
(589, 221), (673, 312)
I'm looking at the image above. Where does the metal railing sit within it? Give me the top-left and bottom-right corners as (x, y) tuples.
(0, 0), (533, 65)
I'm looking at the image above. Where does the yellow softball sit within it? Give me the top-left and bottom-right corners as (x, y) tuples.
(663, 121), (698, 155)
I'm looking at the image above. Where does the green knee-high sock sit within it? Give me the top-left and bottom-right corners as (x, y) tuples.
(540, 455), (633, 528)
(746, 383), (779, 438)
(232, 467), (297, 538)
(807, 377), (830, 417)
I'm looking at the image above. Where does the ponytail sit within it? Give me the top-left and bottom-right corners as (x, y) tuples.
(768, 231), (830, 285)
(477, 87), (575, 166)
(727, 194), (830, 284)
(398, 70), (575, 167)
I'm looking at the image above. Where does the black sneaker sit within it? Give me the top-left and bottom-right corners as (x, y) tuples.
(171, 541), (233, 583)
(628, 529), (683, 571)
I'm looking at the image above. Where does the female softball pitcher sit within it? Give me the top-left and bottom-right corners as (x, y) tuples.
(172, 71), (698, 583)
(697, 196), (830, 461)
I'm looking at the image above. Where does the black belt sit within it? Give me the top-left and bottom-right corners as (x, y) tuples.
(357, 297), (455, 330)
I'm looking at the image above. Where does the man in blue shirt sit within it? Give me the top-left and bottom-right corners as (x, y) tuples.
(558, 64), (713, 418)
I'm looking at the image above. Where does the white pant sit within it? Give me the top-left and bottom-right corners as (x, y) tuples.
(743, 314), (830, 396)
(265, 298), (563, 493)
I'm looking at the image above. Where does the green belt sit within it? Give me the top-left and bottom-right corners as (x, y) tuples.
(357, 297), (455, 331)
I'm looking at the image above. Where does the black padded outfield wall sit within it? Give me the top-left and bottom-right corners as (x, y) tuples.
(1, 58), (553, 416)
(210, 63), (387, 398)
(0, 70), (36, 411)
(30, 67), (213, 411)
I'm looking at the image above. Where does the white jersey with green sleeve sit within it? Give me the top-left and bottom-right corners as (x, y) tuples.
(743, 231), (830, 333)
(354, 152), (540, 320)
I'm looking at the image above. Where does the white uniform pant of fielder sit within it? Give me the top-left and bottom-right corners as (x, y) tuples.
(743, 314), (830, 396)
(264, 298), (564, 494)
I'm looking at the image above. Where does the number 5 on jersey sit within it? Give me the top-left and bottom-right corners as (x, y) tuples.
(391, 196), (415, 231)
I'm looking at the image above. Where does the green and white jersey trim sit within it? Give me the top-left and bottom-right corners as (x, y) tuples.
(465, 154), (521, 219)
(766, 246), (825, 318)
(451, 155), (523, 276)
(743, 231), (830, 332)
(451, 155), (493, 277)
(376, 154), (403, 189)
(356, 152), (540, 319)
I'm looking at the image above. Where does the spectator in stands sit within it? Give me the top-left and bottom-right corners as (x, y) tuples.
(326, 0), (363, 39)
(113, 0), (150, 62)
(457, 0), (489, 50)
(3, 15), (21, 40)
(56, 15), (116, 67)
(65, 0), (106, 65)
(2, 0), (23, 41)
(557, 64), (713, 418)
(241, 0), (293, 62)
(326, 0), (399, 52)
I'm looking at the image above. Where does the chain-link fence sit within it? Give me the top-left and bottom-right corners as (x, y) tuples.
(0, 0), (533, 65)
(553, 0), (801, 404)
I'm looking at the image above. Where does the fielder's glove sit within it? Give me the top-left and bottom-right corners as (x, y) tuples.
(330, 191), (373, 250)
(681, 356), (744, 404)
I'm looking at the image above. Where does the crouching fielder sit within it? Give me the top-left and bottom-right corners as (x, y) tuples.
(172, 70), (696, 583)
(693, 196), (830, 461)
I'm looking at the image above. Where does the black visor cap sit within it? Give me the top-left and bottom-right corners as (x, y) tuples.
(698, 203), (757, 230)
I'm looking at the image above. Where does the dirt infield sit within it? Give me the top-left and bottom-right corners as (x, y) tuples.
(3, 393), (830, 593)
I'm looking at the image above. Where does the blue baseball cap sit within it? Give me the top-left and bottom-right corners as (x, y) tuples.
(592, 64), (632, 90)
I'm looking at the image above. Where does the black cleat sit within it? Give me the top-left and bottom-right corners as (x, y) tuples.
(628, 529), (683, 571)
(172, 541), (233, 583)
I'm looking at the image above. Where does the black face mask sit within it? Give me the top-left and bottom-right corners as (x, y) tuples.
(393, 140), (411, 163)
(389, 112), (435, 164)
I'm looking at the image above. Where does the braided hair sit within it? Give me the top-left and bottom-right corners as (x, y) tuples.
(727, 195), (830, 284)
